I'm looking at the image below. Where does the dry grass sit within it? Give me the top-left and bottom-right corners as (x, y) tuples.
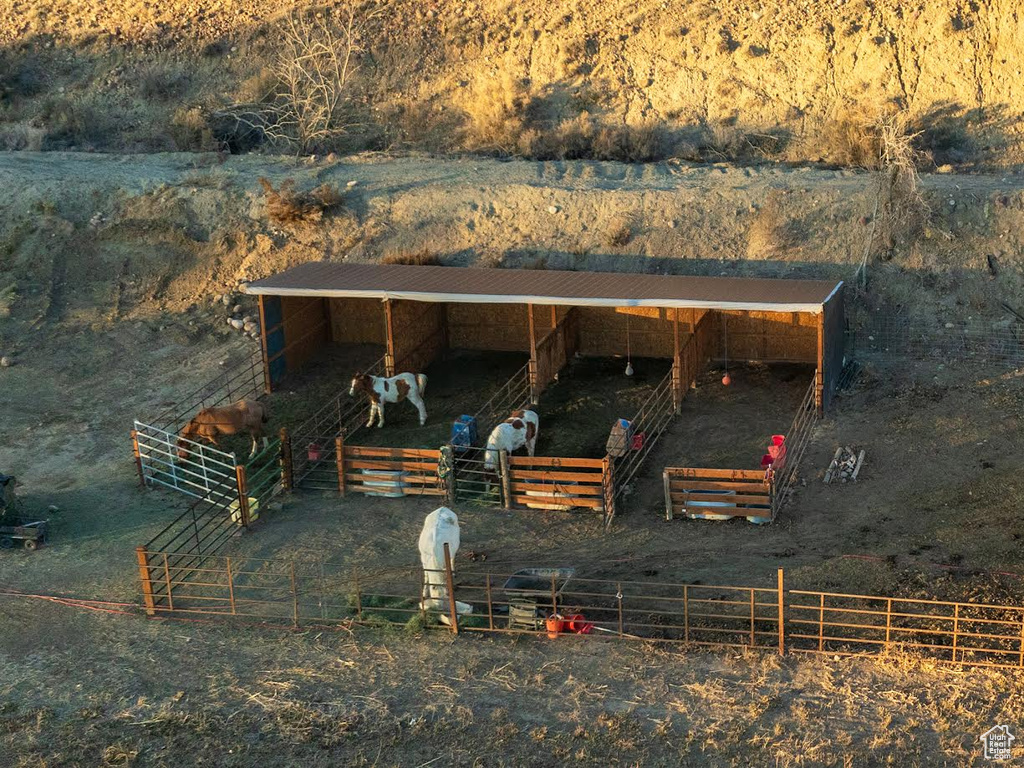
(605, 215), (634, 248)
(259, 177), (344, 225)
(379, 249), (443, 266)
(746, 191), (801, 258)
(461, 72), (529, 154)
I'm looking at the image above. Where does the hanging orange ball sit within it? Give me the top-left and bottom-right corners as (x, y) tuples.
(722, 373), (732, 386)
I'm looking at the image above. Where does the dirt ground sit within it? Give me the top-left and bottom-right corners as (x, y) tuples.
(3, 153), (1024, 764)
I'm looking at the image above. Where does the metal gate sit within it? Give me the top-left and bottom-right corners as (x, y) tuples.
(133, 421), (240, 499)
(444, 444), (506, 507)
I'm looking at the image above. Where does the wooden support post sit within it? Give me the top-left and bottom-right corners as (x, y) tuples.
(131, 430), (146, 488)
(777, 569), (785, 656)
(335, 435), (346, 496)
(550, 305), (557, 330)
(226, 556), (236, 615)
(279, 427), (293, 491)
(258, 294), (273, 394)
(383, 299), (396, 376)
(498, 450), (512, 510)
(815, 312), (825, 415)
(443, 542), (459, 635)
(136, 547), (156, 616)
(672, 309), (683, 413)
(527, 303), (538, 401)
(235, 465), (251, 528)
(663, 469), (674, 521)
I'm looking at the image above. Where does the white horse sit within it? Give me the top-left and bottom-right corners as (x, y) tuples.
(483, 408), (539, 474)
(349, 371), (428, 427)
(418, 506), (472, 623)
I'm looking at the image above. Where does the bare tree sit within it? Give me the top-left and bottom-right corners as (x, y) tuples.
(217, 7), (377, 153)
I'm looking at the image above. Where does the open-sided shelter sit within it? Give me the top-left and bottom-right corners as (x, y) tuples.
(245, 263), (845, 412)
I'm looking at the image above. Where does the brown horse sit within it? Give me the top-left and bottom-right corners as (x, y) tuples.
(177, 399), (269, 460)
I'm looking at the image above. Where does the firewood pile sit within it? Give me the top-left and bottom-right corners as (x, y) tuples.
(824, 446), (865, 484)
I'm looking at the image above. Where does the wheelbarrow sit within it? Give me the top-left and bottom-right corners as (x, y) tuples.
(502, 567), (575, 630)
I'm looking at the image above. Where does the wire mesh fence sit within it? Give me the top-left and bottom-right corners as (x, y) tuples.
(848, 314), (1024, 367)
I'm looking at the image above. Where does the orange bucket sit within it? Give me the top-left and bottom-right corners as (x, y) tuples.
(545, 615), (563, 639)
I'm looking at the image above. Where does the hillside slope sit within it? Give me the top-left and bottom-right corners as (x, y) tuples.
(1, 0), (1022, 165)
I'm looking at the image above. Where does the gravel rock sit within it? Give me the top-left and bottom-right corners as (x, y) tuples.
(221, 294), (233, 306)
(0, 356), (13, 367)
(231, 304), (242, 314)
(228, 318), (244, 330)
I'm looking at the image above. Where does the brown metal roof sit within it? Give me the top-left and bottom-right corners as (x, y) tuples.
(246, 262), (841, 313)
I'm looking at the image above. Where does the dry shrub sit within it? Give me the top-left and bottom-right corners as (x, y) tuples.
(592, 122), (667, 163)
(380, 250), (443, 266)
(0, 121), (44, 150)
(477, 252), (505, 269)
(169, 107), (218, 151)
(523, 256), (548, 270)
(811, 118), (882, 168)
(137, 60), (191, 101)
(462, 72), (528, 154)
(606, 216), (633, 247)
(0, 50), (45, 101)
(746, 191), (800, 258)
(875, 112), (930, 253)
(259, 178), (343, 225)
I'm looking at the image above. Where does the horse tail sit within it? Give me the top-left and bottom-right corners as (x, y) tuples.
(416, 374), (428, 396)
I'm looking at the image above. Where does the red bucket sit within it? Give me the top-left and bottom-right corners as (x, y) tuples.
(566, 614), (594, 635)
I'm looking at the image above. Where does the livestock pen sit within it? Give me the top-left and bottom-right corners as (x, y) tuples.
(244, 264), (845, 525)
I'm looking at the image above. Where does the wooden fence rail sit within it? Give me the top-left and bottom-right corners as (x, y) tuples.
(663, 468), (773, 522)
(507, 456), (608, 512)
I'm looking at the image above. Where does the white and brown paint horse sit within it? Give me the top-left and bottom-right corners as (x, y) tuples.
(177, 399), (269, 460)
(349, 371), (428, 428)
(483, 408), (539, 474)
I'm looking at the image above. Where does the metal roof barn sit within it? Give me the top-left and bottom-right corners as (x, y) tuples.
(244, 263), (845, 412)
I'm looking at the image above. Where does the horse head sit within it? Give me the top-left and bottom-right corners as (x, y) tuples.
(177, 421), (198, 460)
(349, 372), (370, 397)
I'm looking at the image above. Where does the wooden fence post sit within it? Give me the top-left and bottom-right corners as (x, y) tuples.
(443, 542), (459, 635)
(279, 427), (293, 491)
(136, 547), (156, 616)
(777, 568), (785, 656)
(131, 430), (146, 489)
(335, 435), (346, 496)
(235, 465), (251, 528)
(499, 450), (512, 510)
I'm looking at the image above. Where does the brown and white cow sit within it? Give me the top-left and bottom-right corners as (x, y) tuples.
(349, 371), (428, 427)
(483, 408), (539, 473)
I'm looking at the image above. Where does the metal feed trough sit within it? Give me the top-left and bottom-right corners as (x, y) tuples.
(502, 567), (575, 630)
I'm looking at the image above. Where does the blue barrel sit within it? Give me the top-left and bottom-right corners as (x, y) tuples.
(450, 415), (478, 452)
